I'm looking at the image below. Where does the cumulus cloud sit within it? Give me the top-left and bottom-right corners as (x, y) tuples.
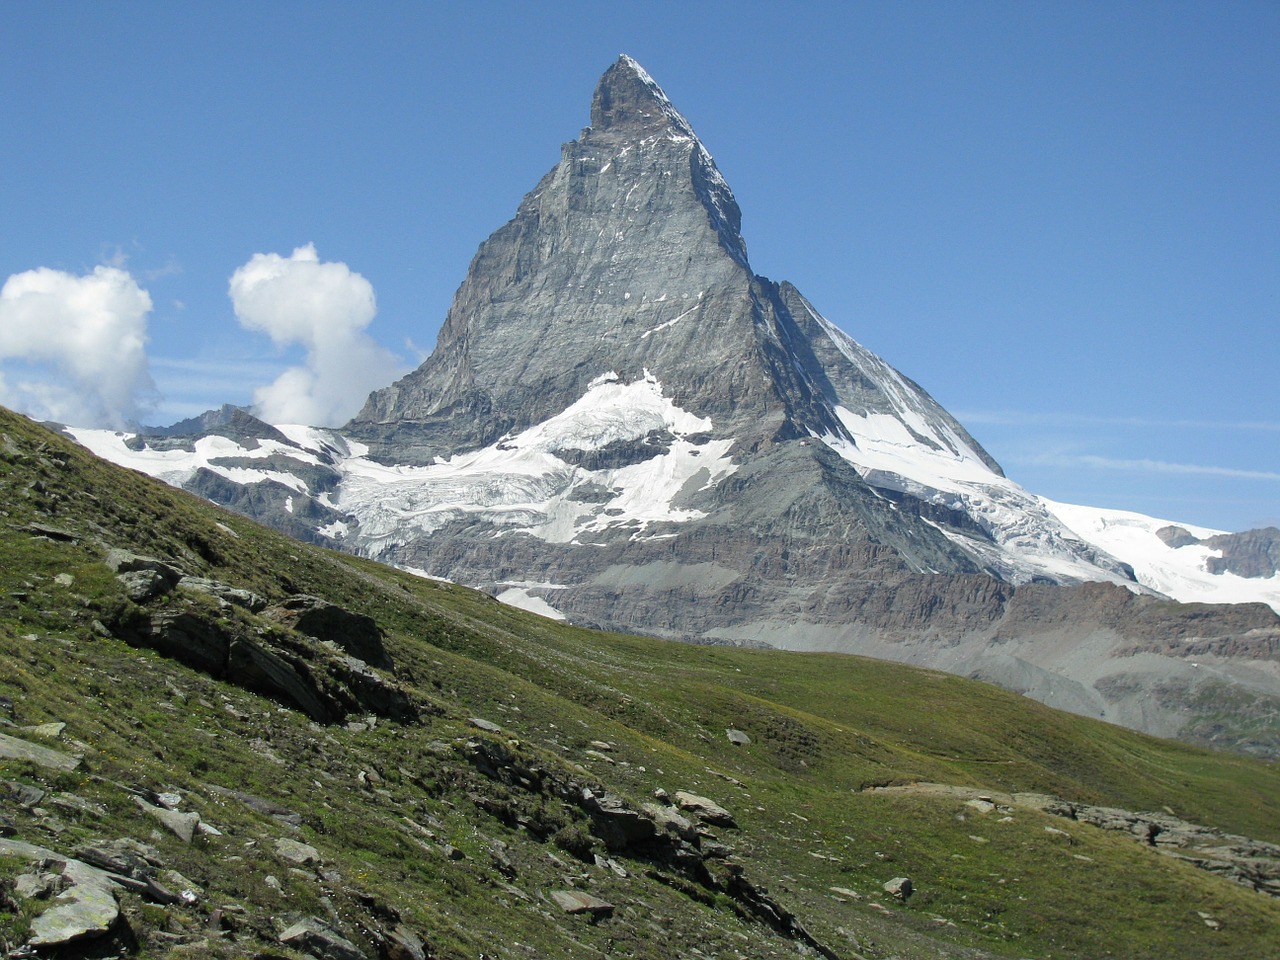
(228, 244), (406, 425)
(0, 265), (157, 427)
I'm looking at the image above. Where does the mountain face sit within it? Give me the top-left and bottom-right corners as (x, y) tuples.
(343, 55), (1126, 584)
(65, 56), (1280, 754)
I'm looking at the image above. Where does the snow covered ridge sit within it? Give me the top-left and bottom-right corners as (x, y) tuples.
(66, 369), (738, 552)
(62, 367), (1279, 617)
(1043, 500), (1280, 614)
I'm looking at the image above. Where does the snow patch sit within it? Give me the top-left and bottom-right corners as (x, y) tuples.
(496, 587), (568, 621)
(1044, 500), (1280, 614)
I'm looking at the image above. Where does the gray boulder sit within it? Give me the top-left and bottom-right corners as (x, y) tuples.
(674, 791), (737, 828)
(279, 917), (366, 960)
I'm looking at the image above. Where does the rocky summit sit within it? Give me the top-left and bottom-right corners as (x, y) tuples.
(66, 56), (1280, 755)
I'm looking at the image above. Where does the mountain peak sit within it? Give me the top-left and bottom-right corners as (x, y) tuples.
(590, 54), (697, 139)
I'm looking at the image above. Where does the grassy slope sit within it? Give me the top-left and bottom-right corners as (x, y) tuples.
(1, 405), (1278, 960)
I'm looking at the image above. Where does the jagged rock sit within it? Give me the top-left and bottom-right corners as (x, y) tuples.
(20, 721), (66, 739)
(1157, 525), (1201, 549)
(265, 595), (391, 669)
(24, 522), (77, 542)
(116, 568), (176, 602)
(580, 790), (658, 850)
(179, 576), (268, 611)
(674, 791), (737, 828)
(205, 784), (303, 827)
(105, 548), (184, 581)
(0, 731), (80, 771)
(115, 605), (413, 725)
(51, 792), (107, 817)
(228, 636), (336, 723)
(135, 796), (201, 842)
(641, 802), (698, 841)
(550, 890), (614, 916)
(884, 876), (913, 900)
(327, 654), (418, 723)
(1, 838), (120, 947)
(388, 924), (427, 960)
(1203, 527), (1280, 579)
(133, 609), (231, 676)
(2, 778), (46, 806)
(275, 837), (322, 866)
(76, 838), (163, 879)
(279, 917), (366, 960)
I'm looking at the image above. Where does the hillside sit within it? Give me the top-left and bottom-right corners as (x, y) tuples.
(3, 403), (1279, 959)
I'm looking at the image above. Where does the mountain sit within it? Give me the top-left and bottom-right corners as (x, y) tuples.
(4, 404), (1280, 960)
(63, 56), (1280, 756)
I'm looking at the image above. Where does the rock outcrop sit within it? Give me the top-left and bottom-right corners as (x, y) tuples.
(104, 549), (415, 725)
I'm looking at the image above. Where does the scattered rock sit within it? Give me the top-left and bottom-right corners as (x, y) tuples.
(275, 837), (323, 866)
(1, 838), (120, 948)
(20, 720), (66, 739)
(0, 731), (81, 771)
(107, 549), (183, 600)
(179, 576), (268, 612)
(51, 792), (107, 817)
(829, 886), (863, 901)
(117, 568), (177, 602)
(641, 802), (697, 841)
(388, 924), (427, 960)
(135, 796), (201, 842)
(965, 798), (995, 814)
(884, 877), (913, 900)
(2, 778), (46, 806)
(76, 838), (163, 879)
(674, 791), (737, 828)
(726, 728), (751, 745)
(550, 890), (614, 917)
(279, 916), (367, 960)
(54, 572), (74, 586)
(470, 717), (502, 733)
(206, 785), (303, 827)
(24, 522), (78, 542)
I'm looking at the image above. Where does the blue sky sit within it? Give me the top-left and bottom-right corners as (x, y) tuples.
(2, 2), (1277, 532)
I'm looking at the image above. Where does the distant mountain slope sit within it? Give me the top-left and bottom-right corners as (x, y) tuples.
(4, 406), (1280, 959)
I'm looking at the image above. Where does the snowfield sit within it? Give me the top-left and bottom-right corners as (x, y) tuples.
(1044, 500), (1280, 614)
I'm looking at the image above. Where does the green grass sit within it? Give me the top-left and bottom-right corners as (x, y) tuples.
(2, 406), (1279, 959)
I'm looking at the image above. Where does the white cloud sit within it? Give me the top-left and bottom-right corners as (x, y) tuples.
(228, 244), (406, 426)
(0, 265), (157, 427)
